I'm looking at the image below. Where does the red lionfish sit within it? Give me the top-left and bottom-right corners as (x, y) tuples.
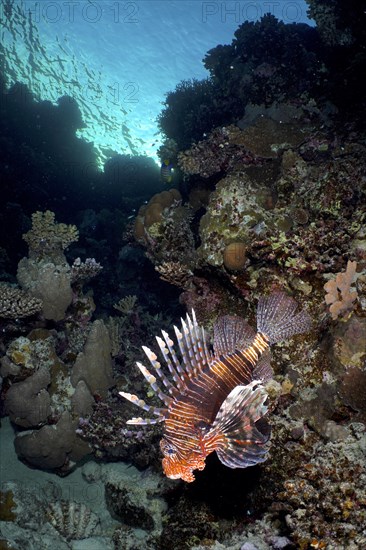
(119, 292), (311, 482)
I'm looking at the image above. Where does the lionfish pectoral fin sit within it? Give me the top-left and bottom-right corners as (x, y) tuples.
(213, 315), (256, 357)
(209, 381), (271, 469)
(252, 349), (273, 383)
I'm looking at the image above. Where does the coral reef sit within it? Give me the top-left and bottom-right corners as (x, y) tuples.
(275, 425), (366, 548)
(14, 410), (90, 471)
(113, 295), (138, 315)
(0, 479), (111, 549)
(135, 190), (196, 272)
(0, 269), (116, 473)
(155, 261), (193, 289)
(197, 172), (271, 268)
(1, 6), (366, 550)
(133, 189), (182, 244)
(340, 365), (366, 423)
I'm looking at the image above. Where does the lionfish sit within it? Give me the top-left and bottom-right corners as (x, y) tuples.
(120, 292), (311, 482)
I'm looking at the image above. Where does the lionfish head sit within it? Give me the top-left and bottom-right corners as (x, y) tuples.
(160, 439), (206, 483)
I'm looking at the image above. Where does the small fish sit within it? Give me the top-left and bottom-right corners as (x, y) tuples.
(120, 292), (311, 482)
(160, 159), (174, 184)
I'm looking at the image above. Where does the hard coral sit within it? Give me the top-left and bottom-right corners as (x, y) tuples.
(70, 257), (102, 284)
(177, 125), (260, 179)
(340, 364), (366, 423)
(223, 242), (247, 271)
(22, 210), (78, 261)
(204, 14), (324, 109)
(198, 173), (270, 267)
(136, 195), (195, 270)
(77, 400), (160, 468)
(0, 283), (42, 319)
(155, 261), (193, 289)
(133, 189), (181, 242)
(276, 427), (366, 548)
(17, 259), (73, 321)
(5, 367), (51, 427)
(17, 211), (82, 321)
(324, 260), (358, 320)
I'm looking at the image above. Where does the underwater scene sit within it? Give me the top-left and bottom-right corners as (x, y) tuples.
(0, 0), (365, 549)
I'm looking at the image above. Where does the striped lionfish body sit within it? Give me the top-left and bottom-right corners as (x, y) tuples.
(120, 292), (311, 482)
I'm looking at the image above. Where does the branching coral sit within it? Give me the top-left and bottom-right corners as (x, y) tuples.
(324, 260), (358, 320)
(113, 295), (138, 315)
(22, 210), (78, 261)
(0, 283), (42, 318)
(70, 257), (102, 283)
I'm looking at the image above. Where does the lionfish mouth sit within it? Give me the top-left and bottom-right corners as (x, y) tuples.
(162, 454), (206, 483)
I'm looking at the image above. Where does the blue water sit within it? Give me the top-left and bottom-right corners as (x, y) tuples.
(1, 0), (312, 166)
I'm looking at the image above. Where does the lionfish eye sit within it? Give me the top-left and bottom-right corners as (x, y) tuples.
(161, 440), (176, 456)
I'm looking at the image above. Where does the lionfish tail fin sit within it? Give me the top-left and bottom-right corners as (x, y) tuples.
(257, 291), (312, 344)
(209, 381), (271, 468)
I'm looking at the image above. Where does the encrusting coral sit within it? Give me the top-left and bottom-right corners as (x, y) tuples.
(155, 261), (193, 289)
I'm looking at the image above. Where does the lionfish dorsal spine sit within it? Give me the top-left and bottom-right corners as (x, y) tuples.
(142, 345), (178, 396)
(126, 415), (166, 425)
(174, 311), (212, 380)
(161, 329), (185, 376)
(155, 336), (185, 392)
(174, 324), (194, 377)
(181, 318), (196, 373)
(118, 391), (167, 424)
(186, 310), (212, 372)
(136, 361), (172, 406)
